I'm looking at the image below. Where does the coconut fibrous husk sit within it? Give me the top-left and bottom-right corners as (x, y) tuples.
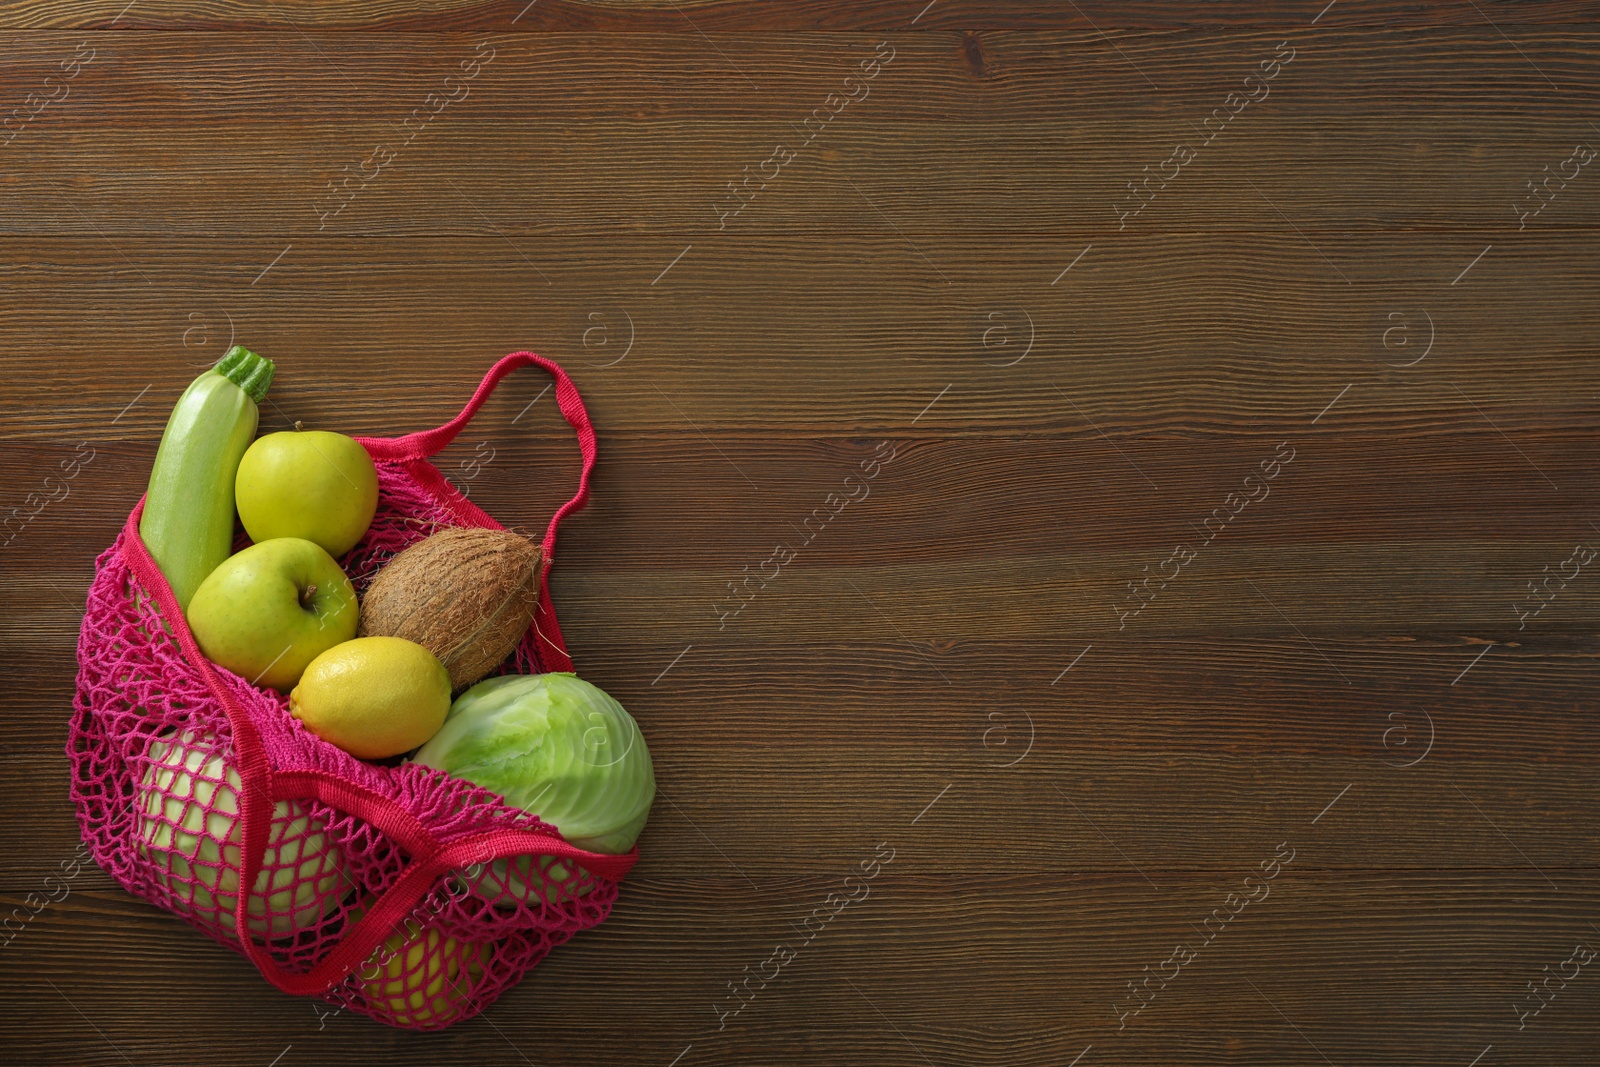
(358, 528), (543, 690)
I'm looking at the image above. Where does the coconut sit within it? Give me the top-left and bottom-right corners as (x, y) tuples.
(358, 528), (543, 690)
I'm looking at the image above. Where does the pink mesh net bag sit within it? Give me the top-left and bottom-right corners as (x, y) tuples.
(68, 352), (637, 1029)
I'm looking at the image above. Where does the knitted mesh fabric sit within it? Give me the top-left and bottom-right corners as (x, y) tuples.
(67, 353), (636, 1030)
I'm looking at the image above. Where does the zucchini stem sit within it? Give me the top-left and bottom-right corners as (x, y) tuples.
(215, 345), (275, 404)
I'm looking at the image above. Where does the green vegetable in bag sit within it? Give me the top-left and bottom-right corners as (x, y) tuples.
(140, 346), (275, 610)
(136, 728), (347, 939)
(413, 673), (654, 903)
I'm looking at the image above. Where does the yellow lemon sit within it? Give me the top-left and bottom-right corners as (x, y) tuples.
(289, 636), (451, 759)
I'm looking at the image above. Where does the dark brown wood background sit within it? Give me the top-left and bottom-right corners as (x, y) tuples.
(3, 1), (1598, 1064)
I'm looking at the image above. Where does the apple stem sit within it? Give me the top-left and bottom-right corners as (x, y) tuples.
(300, 583), (318, 609)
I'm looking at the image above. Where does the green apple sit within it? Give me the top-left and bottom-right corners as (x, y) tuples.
(356, 910), (488, 1027)
(236, 429), (379, 558)
(187, 537), (359, 692)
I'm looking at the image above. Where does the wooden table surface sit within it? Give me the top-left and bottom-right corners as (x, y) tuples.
(4, 2), (1598, 1064)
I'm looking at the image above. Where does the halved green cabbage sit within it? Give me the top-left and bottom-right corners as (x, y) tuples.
(413, 673), (654, 903)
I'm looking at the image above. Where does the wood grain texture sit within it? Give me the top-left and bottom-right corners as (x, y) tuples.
(3, 3), (1599, 1065)
(0, 29), (1595, 238)
(0, 0), (1595, 31)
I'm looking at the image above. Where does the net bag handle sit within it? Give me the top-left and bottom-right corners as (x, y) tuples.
(356, 350), (598, 567)
(357, 351), (597, 673)
(121, 352), (631, 999)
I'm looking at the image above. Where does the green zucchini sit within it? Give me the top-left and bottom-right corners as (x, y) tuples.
(139, 346), (275, 610)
